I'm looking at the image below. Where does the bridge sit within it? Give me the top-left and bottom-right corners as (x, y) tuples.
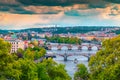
(45, 52), (95, 61)
(46, 43), (101, 51)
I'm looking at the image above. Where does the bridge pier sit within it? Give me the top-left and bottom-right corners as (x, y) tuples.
(63, 53), (68, 61)
(78, 48), (82, 50)
(64, 56), (67, 61)
(88, 47), (92, 51)
(68, 48), (72, 50)
(58, 48), (61, 50)
(88, 56), (90, 61)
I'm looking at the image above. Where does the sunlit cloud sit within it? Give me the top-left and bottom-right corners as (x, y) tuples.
(0, 0), (120, 29)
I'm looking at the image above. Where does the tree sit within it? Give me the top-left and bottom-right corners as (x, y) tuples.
(42, 58), (71, 80)
(46, 36), (81, 44)
(37, 62), (50, 80)
(18, 59), (38, 80)
(0, 38), (21, 80)
(89, 36), (120, 80)
(23, 49), (34, 60)
(31, 40), (38, 46)
(0, 38), (71, 80)
(74, 64), (89, 80)
(17, 48), (24, 58)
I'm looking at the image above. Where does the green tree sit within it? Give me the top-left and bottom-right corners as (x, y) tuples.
(37, 62), (50, 80)
(23, 49), (34, 60)
(18, 59), (38, 80)
(46, 36), (81, 44)
(16, 48), (24, 58)
(17, 48), (24, 54)
(74, 64), (88, 80)
(31, 40), (39, 46)
(0, 38), (71, 80)
(0, 38), (21, 80)
(42, 58), (71, 80)
(89, 36), (120, 80)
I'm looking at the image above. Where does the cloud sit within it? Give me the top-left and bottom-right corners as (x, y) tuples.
(0, 0), (120, 15)
(17, 0), (89, 6)
(109, 5), (120, 16)
(64, 9), (80, 16)
(0, 6), (35, 14)
(105, 0), (120, 4)
(0, 0), (35, 14)
(0, 11), (64, 29)
(23, 6), (63, 14)
(88, 0), (110, 8)
(0, 0), (120, 29)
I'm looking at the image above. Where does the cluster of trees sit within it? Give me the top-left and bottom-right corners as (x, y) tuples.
(17, 47), (46, 60)
(46, 36), (81, 44)
(111, 29), (120, 34)
(74, 36), (120, 80)
(0, 38), (71, 80)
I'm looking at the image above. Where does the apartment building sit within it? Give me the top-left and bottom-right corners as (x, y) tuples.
(8, 40), (25, 53)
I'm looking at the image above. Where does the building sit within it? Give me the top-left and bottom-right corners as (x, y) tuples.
(8, 40), (25, 53)
(38, 39), (46, 45)
(37, 33), (45, 38)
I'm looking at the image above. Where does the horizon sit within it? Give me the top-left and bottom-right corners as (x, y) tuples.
(0, 0), (120, 29)
(0, 26), (119, 30)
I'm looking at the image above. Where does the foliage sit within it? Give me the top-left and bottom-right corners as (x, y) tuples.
(89, 36), (120, 80)
(42, 58), (71, 80)
(31, 40), (39, 46)
(112, 29), (120, 34)
(17, 46), (46, 60)
(46, 36), (81, 44)
(0, 38), (21, 80)
(74, 64), (89, 80)
(0, 38), (71, 80)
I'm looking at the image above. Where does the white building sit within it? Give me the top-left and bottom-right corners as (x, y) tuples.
(8, 40), (25, 53)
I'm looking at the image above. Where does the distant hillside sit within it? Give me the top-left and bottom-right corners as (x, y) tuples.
(0, 30), (21, 34)
(0, 30), (9, 34)
(0, 26), (118, 34)
(19, 26), (116, 34)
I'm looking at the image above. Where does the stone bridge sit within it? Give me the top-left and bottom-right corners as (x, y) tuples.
(45, 52), (95, 61)
(47, 43), (101, 50)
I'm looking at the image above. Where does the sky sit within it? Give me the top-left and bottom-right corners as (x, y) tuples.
(0, 0), (120, 29)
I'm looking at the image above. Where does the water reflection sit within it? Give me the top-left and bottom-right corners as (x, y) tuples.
(47, 44), (98, 78)
(53, 55), (88, 78)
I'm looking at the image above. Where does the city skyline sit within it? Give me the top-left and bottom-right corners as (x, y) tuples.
(0, 0), (120, 29)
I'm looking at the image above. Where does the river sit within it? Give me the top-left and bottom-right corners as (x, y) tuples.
(46, 43), (99, 79)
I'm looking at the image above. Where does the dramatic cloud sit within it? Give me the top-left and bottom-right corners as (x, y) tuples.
(0, 0), (120, 29)
(0, 0), (117, 14)
(105, 0), (120, 4)
(17, 0), (89, 6)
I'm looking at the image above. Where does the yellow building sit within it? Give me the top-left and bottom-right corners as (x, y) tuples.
(8, 40), (25, 53)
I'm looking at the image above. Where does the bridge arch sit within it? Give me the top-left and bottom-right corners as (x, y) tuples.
(61, 46), (68, 50)
(51, 46), (58, 50)
(81, 46), (88, 50)
(91, 46), (98, 50)
(72, 46), (78, 50)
